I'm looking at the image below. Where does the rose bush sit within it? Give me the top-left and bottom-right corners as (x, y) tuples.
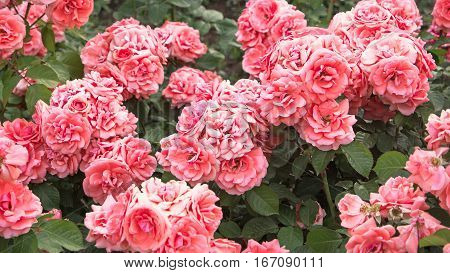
(0, 0), (448, 253)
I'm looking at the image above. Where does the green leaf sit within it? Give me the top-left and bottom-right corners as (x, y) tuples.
(35, 220), (85, 252)
(268, 183), (299, 202)
(299, 199), (319, 228)
(292, 155), (309, 179)
(311, 148), (335, 174)
(218, 221), (241, 238)
(31, 184), (60, 211)
(17, 56), (40, 70)
(246, 185), (279, 216)
(354, 183), (370, 201)
(242, 217), (279, 240)
(419, 229), (450, 248)
(202, 10), (224, 22)
(306, 227), (343, 253)
(219, 190), (241, 207)
(147, 3), (170, 25)
(167, 0), (190, 8)
(26, 64), (59, 88)
(25, 84), (52, 114)
(59, 51), (84, 79)
(277, 205), (296, 226)
(41, 24), (56, 53)
(1, 69), (21, 107)
(196, 50), (225, 70)
(0, 237), (8, 253)
(12, 232), (38, 253)
(340, 142), (373, 177)
(277, 227), (303, 251)
(373, 151), (408, 181)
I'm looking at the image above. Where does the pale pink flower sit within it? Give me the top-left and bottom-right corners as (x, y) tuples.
(246, 0), (281, 33)
(338, 194), (370, 229)
(82, 158), (133, 204)
(0, 180), (42, 239)
(210, 239), (242, 253)
(352, 0), (394, 28)
(215, 148), (268, 195)
(346, 218), (398, 253)
(437, 168), (450, 213)
(297, 99), (356, 151)
(431, 0), (450, 34)
(425, 110), (450, 150)
(405, 148), (449, 193)
(242, 239), (289, 253)
(0, 137), (29, 181)
(269, 6), (307, 43)
(236, 9), (264, 50)
(444, 244), (450, 253)
(242, 43), (268, 76)
(156, 134), (219, 186)
(47, 0), (94, 29)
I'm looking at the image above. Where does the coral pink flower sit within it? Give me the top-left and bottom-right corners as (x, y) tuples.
(431, 0), (450, 34)
(23, 28), (46, 57)
(186, 184), (222, 236)
(83, 158), (133, 204)
(80, 137), (118, 171)
(176, 100), (210, 138)
(41, 106), (92, 155)
(141, 178), (191, 218)
(84, 195), (128, 252)
(156, 134), (219, 186)
(47, 0), (94, 29)
(444, 243), (450, 253)
(247, 0), (280, 33)
(362, 96), (395, 123)
(376, 0), (422, 33)
(425, 110), (450, 150)
(338, 194), (370, 229)
(346, 218), (398, 253)
(0, 180), (42, 239)
(242, 43), (267, 76)
(0, 137), (29, 181)
(123, 199), (171, 252)
(242, 239), (289, 253)
(162, 67), (214, 107)
(352, 0), (393, 27)
(236, 9), (264, 50)
(18, 143), (48, 185)
(297, 99), (356, 151)
(296, 201), (326, 229)
(1, 119), (40, 146)
(0, 8), (26, 59)
(405, 148), (449, 193)
(215, 148), (268, 195)
(300, 48), (350, 102)
(210, 239), (242, 253)
(370, 176), (429, 217)
(258, 69), (307, 126)
(46, 148), (81, 178)
(159, 216), (210, 253)
(269, 5), (307, 43)
(437, 168), (450, 213)
(158, 21), (207, 63)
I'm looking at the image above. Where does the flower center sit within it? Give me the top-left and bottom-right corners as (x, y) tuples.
(431, 157), (442, 167)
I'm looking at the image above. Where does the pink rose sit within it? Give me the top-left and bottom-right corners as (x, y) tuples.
(362, 96), (396, 123)
(269, 6), (307, 43)
(42, 208), (62, 221)
(338, 194), (370, 229)
(437, 169), (450, 213)
(425, 110), (450, 150)
(46, 148), (81, 178)
(431, 0), (450, 34)
(215, 148), (268, 195)
(23, 28), (46, 57)
(444, 244), (450, 253)
(140, 178), (191, 218)
(41, 106), (92, 155)
(236, 9), (264, 50)
(405, 148), (449, 193)
(47, 0), (94, 29)
(296, 201), (326, 229)
(82, 158), (133, 204)
(158, 216), (210, 253)
(1, 119), (40, 146)
(0, 8), (26, 59)
(186, 184), (223, 236)
(242, 239), (289, 253)
(159, 21), (207, 63)
(0, 180), (42, 239)
(156, 134), (219, 186)
(242, 44), (268, 76)
(18, 143), (48, 184)
(0, 137), (29, 181)
(297, 99), (356, 151)
(370, 176), (429, 217)
(300, 48), (350, 102)
(123, 199), (171, 252)
(210, 239), (242, 253)
(85, 195), (128, 252)
(247, 0), (280, 33)
(346, 218), (398, 253)
(80, 137), (118, 171)
(376, 0), (422, 33)
(258, 69), (307, 126)
(352, 0), (393, 28)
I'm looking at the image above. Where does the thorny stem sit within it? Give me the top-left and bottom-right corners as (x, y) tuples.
(321, 171), (336, 220)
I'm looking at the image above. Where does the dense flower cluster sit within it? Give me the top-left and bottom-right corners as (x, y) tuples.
(429, 0), (450, 37)
(0, 0), (93, 59)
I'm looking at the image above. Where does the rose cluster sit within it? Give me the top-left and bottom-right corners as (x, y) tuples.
(81, 18), (207, 100)
(0, 0), (93, 60)
(429, 0), (450, 37)
(233, 0), (436, 151)
(157, 78), (275, 195)
(338, 112), (450, 253)
(85, 177), (287, 253)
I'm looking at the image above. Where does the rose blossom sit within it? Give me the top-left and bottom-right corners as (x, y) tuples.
(444, 244), (450, 253)
(41, 106), (92, 155)
(158, 21), (207, 63)
(296, 201), (326, 229)
(0, 8), (26, 59)
(156, 134), (219, 185)
(123, 199), (171, 252)
(352, 0), (393, 28)
(437, 167), (450, 213)
(215, 147), (268, 195)
(242, 239), (289, 253)
(269, 5), (307, 43)
(431, 0), (450, 34)
(242, 43), (268, 76)
(1, 119), (40, 146)
(210, 239), (242, 253)
(338, 194), (370, 229)
(362, 96), (395, 123)
(158, 216), (210, 253)
(82, 158), (133, 204)
(47, 0), (94, 29)
(0, 180), (42, 239)
(46, 148), (81, 178)
(236, 9), (264, 50)
(0, 137), (29, 181)
(297, 99), (356, 151)
(376, 0), (422, 33)
(247, 0), (280, 33)
(186, 184), (223, 236)
(23, 28), (46, 57)
(425, 110), (450, 150)
(346, 218), (398, 253)
(405, 148), (449, 193)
